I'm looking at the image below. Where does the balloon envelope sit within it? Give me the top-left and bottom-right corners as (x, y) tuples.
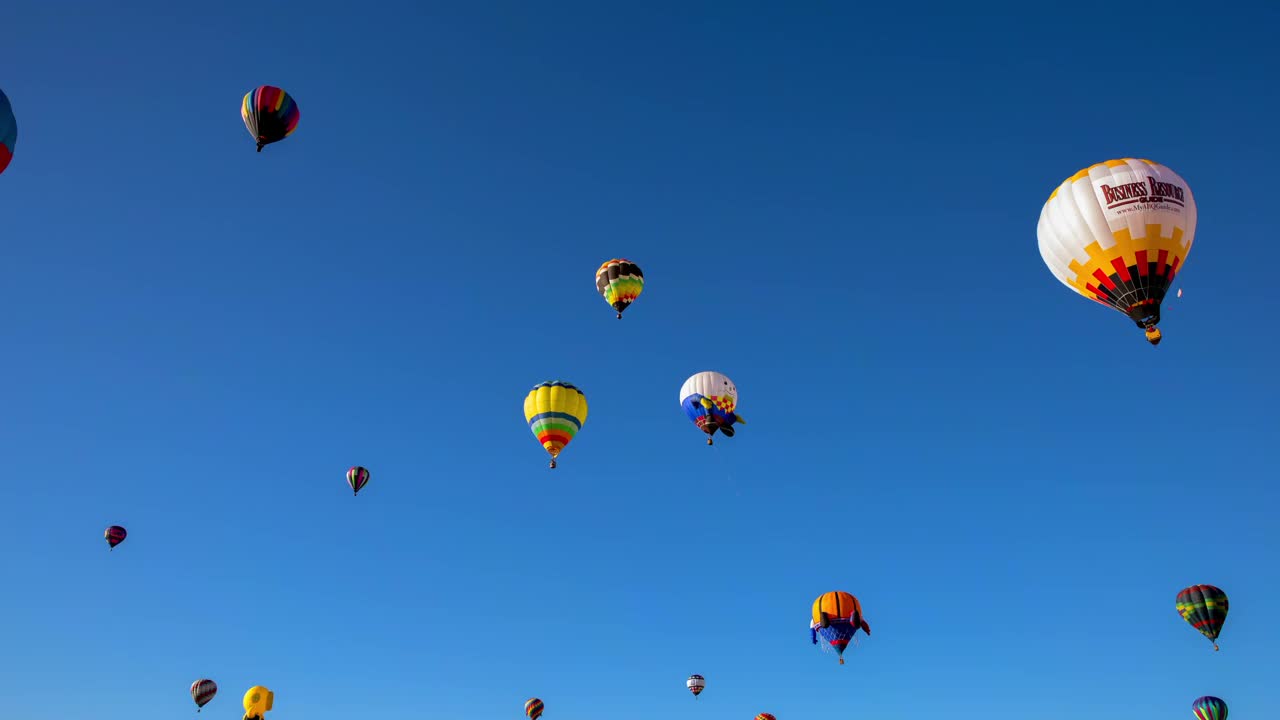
(242, 685), (273, 718)
(524, 382), (588, 467)
(1192, 696), (1227, 720)
(525, 698), (544, 720)
(347, 466), (370, 496)
(686, 674), (705, 696)
(810, 591), (871, 663)
(104, 525), (127, 549)
(241, 86), (300, 151)
(0, 88), (15, 175)
(679, 371), (743, 443)
(1177, 584), (1228, 649)
(1037, 159), (1196, 344)
(191, 679), (217, 709)
(595, 259), (644, 318)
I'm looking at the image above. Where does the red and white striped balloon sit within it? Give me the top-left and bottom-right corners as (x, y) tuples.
(190, 678), (217, 711)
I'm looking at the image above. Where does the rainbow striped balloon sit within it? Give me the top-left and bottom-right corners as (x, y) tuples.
(1177, 584), (1228, 650)
(523, 382), (588, 469)
(1192, 696), (1227, 720)
(525, 698), (544, 720)
(241, 85), (300, 152)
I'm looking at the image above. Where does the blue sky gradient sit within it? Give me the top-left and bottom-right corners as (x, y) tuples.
(2, 2), (1277, 718)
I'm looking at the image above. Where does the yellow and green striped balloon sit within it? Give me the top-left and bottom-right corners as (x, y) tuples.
(523, 382), (588, 469)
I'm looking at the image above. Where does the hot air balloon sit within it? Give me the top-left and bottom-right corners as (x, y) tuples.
(1038, 158), (1196, 346)
(1177, 584), (1228, 650)
(1192, 696), (1227, 720)
(523, 381), (588, 469)
(0, 88), (15, 176)
(756, 714), (776, 720)
(595, 259), (644, 319)
(686, 674), (705, 698)
(347, 466), (370, 496)
(810, 590), (871, 664)
(525, 698), (544, 720)
(241, 86), (299, 152)
(679, 371), (744, 445)
(191, 679), (217, 712)
(242, 685), (273, 720)
(104, 525), (127, 550)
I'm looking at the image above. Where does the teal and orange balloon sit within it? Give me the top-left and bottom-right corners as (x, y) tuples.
(525, 698), (544, 720)
(1192, 696), (1227, 720)
(1177, 584), (1228, 650)
(0, 88), (15, 175)
(241, 86), (299, 152)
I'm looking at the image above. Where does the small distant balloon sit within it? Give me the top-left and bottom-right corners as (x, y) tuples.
(347, 466), (370, 496)
(686, 674), (705, 698)
(1192, 696), (1227, 720)
(242, 685), (274, 720)
(104, 525), (127, 550)
(191, 679), (217, 711)
(756, 714), (777, 720)
(525, 698), (544, 720)
(1, 88), (16, 176)
(241, 86), (299, 152)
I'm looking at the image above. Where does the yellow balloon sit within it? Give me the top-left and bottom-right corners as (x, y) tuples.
(523, 381), (588, 469)
(243, 685), (274, 719)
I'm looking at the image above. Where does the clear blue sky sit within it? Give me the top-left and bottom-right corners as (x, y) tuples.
(2, 2), (1277, 718)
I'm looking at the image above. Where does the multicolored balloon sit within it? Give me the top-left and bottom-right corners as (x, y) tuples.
(523, 381), (588, 469)
(1038, 158), (1196, 346)
(104, 525), (127, 550)
(1177, 584), (1229, 650)
(686, 674), (705, 698)
(241, 86), (300, 152)
(1192, 696), (1227, 720)
(242, 685), (273, 720)
(679, 371), (744, 445)
(810, 590), (871, 665)
(595, 259), (644, 319)
(756, 714), (777, 720)
(191, 679), (217, 711)
(525, 698), (544, 720)
(347, 466), (370, 496)
(0, 88), (16, 176)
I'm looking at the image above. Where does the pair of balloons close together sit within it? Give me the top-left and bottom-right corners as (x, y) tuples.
(182, 680), (272, 718)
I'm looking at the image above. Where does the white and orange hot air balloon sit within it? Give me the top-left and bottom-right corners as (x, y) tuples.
(1037, 158), (1197, 346)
